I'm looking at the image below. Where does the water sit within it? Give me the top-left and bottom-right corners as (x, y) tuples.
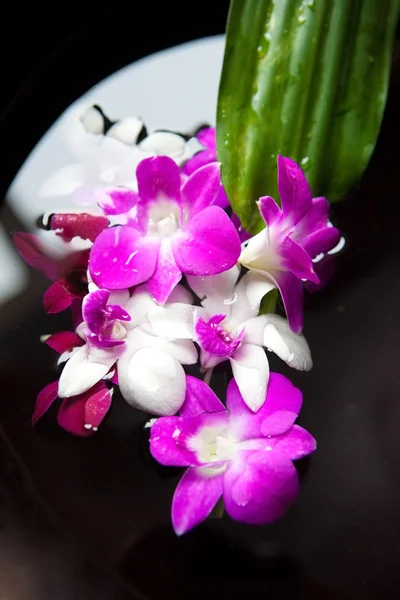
(1, 50), (400, 600)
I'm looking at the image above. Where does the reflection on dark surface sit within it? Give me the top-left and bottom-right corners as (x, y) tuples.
(1, 40), (400, 600)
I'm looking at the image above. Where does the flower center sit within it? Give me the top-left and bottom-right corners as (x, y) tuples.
(147, 198), (180, 237)
(190, 423), (236, 464)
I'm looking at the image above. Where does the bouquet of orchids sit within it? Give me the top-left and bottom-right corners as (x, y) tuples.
(13, 107), (340, 535)
(13, 0), (397, 536)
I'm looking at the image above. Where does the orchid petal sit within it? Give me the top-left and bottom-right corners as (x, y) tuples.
(230, 271), (276, 325)
(173, 206), (241, 276)
(266, 425), (317, 461)
(227, 374), (302, 439)
(13, 232), (61, 281)
(149, 415), (200, 466)
(58, 345), (115, 398)
(117, 347), (186, 415)
(43, 331), (84, 354)
(124, 285), (156, 327)
(97, 188), (138, 215)
(277, 155), (312, 224)
(32, 381), (59, 424)
(172, 467), (224, 535)
(44, 281), (73, 314)
(125, 327), (197, 364)
(167, 284), (193, 305)
(279, 236), (319, 283)
(223, 450), (299, 525)
(187, 265), (240, 319)
(242, 314), (312, 371)
(273, 271), (304, 334)
(82, 289), (109, 334)
(146, 239), (182, 304)
(180, 375), (226, 417)
(148, 303), (196, 339)
(138, 131), (187, 158)
(302, 226), (341, 258)
(89, 225), (159, 289)
(181, 162), (224, 214)
(84, 382), (113, 431)
(230, 343), (270, 412)
(136, 155), (181, 203)
(57, 396), (92, 437)
(257, 195), (282, 227)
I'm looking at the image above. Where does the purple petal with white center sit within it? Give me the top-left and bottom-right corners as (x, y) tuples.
(13, 232), (61, 280)
(84, 382), (113, 431)
(58, 344), (115, 398)
(242, 314), (312, 371)
(44, 281), (73, 314)
(230, 343), (270, 412)
(279, 236), (319, 283)
(196, 314), (244, 358)
(173, 206), (241, 276)
(223, 450), (299, 525)
(277, 155), (312, 224)
(172, 467), (224, 535)
(117, 347), (186, 415)
(82, 289), (109, 334)
(181, 162), (224, 215)
(273, 270), (304, 334)
(97, 188), (138, 215)
(32, 381), (59, 424)
(49, 213), (110, 242)
(136, 155), (181, 203)
(257, 195), (282, 227)
(227, 374), (302, 440)
(302, 226), (340, 258)
(43, 331), (84, 354)
(146, 239), (182, 304)
(180, 375), (226, 417)
(89, 225), (160, 289)
(149, 415), (200, 466)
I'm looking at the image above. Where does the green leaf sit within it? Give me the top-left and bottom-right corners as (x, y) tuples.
(217, 0), (399, 233)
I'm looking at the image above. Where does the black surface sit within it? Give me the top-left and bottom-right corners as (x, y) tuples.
(1, 4), (400, 600)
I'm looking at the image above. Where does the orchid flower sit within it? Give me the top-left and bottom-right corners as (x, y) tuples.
(187, 266), (312, 411)
(89, 157), (241, 304)
(117, 284), (198, 415)
(39, 105), (203, 204)
(58, 284), (198, 416)
(149, 374), (316, 535)
(240, 155), (340, 333)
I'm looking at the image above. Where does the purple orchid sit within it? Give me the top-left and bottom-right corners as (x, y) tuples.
(149, 374), (316, 535)
(187, 266), (312, 411)
(88, 156), (241, 304)
(240, 155), (340, 333)
(58, 289), (132, 398)
(33, 379), (113, 436)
